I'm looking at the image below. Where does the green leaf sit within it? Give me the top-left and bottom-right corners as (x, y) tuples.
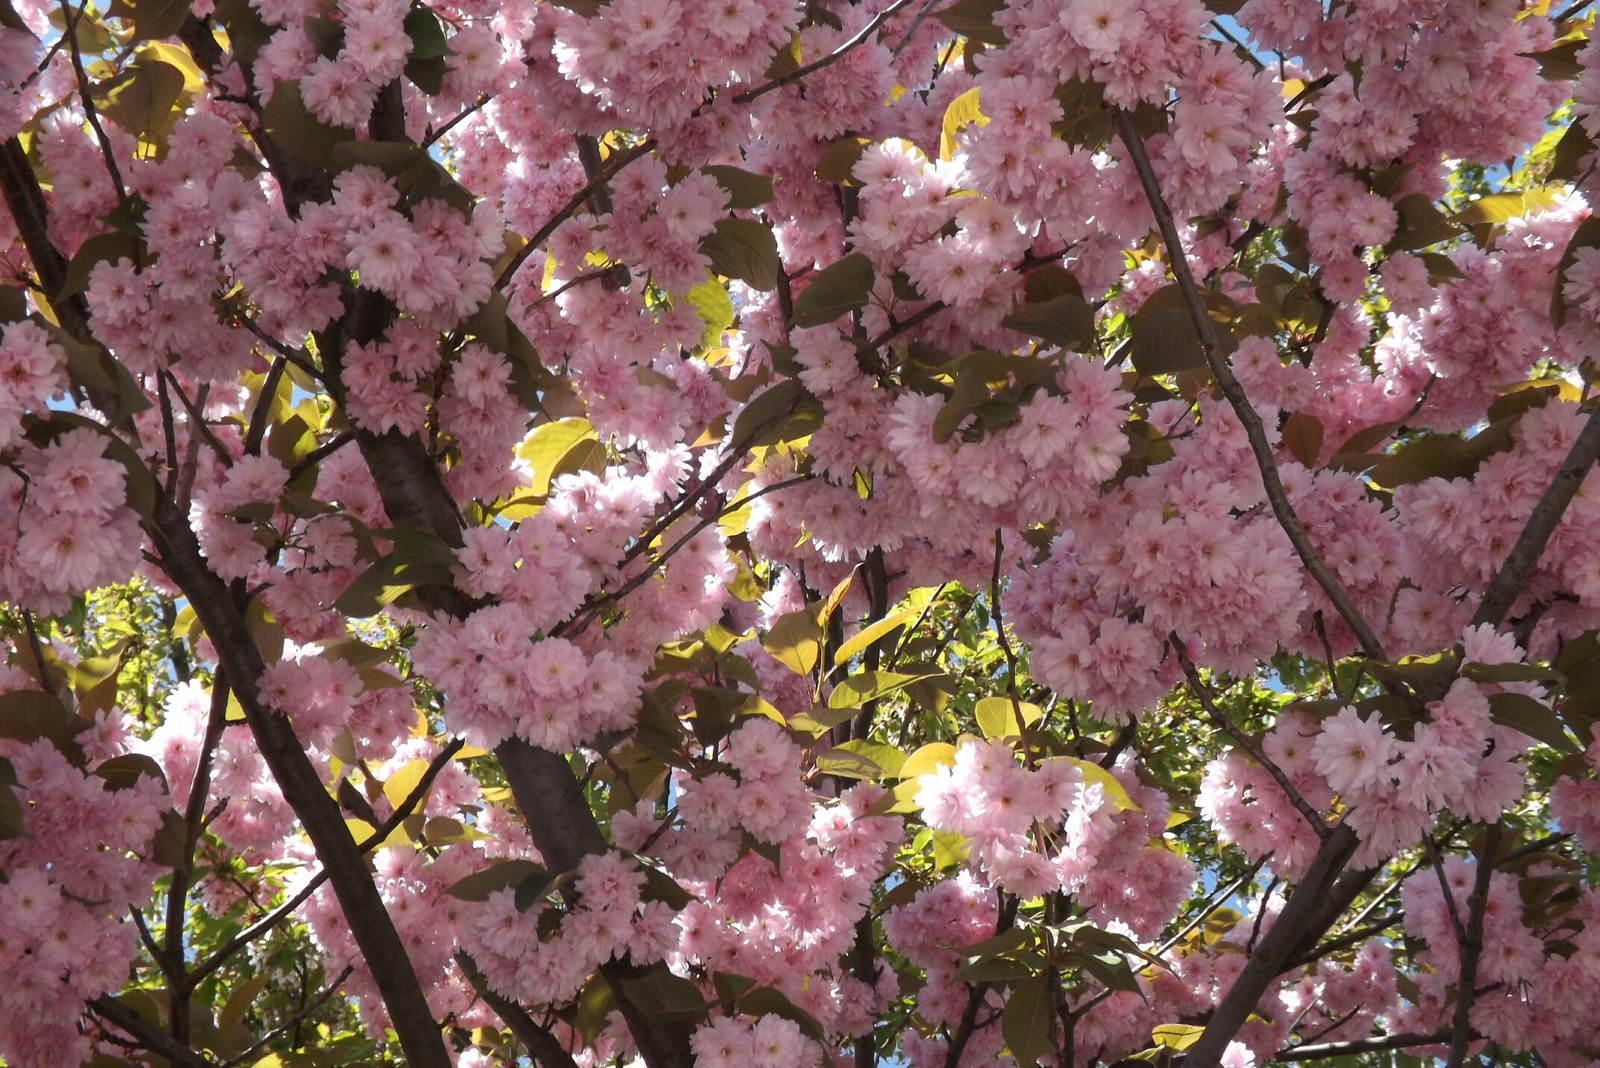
(149, 808), (188, 866)
(128, 0), (190, 40)
(58, 233), (137, 302)
(934, 0), (1008, 45)
(731, 379), (823, 448)
(739, 986), (827, 1040)
(1488, 692), (1576, 753)
(1281, 411), (1324, 468)
(932, 362), (995, 442)
(1552, 216), (1600, 327)
(686, 274), (734, 349)
(827, 670), (935, 709)
(404, 6), (450, 58)
(1065, 757), (1138, 811)
(815, 137), (871, 184)
(94, 753), (166, 792)
(814, 739), (906, 780)
(974, 696), (1042, 739)
(1367, 417), (1518, 488)
(516, 418), (600, 497)
(641, 865), (692, 909)
(263, 80), (353, 165)
(793, 252), (875, 328)
(0, 782), (24, 840)
(1451, 186), (1564, 226)
(1390, 194), (1461, 251)
(931, 828), (970, 869)
(702, 165), (773, 210)
(762, 606), (823, 677)
(1077, 948), (1143, 993)
(97, 58), (189, 145)
(446, 860), (547, 902)
(217, 975), (270, 1042)
(331, 139), (426, 176)
(702, 218), (781, 291)
(834, 606), (921, 665)
(618, 971), (710, 1022)
(334, 554), (455, 617)
(0, 690), (88, 765)
(1129, 288), (1233, 375)
(1001, 293), (1096, 351)
(1001, 975), (1054, 1066)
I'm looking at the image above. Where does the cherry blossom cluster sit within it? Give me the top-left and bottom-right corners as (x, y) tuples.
(0, 716), (165, 1065)
(1395, 859), (1600, 1062)
(0, 428), (139, 615)
(610, 719), (903, 1036)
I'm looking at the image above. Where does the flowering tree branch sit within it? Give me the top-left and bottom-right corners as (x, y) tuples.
(1111, 109), (1386, 662)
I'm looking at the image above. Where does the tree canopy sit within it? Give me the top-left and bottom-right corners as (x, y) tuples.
(1, 0), (1599, 1065)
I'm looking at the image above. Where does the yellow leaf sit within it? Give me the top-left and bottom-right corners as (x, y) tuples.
(1064, 757), (1138, 812)
(899, 741), (958, 780)
(940, 87), (989, 161)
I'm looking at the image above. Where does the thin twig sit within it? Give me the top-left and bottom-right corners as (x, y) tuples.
(1113, 110), (1386, 662)
(1473, 406), (1600, 629)
(732, 0), (920, 105)
(456, 953), (583, 1068)
(494, 140), (655, 289)
(1158, 858), (1266, 955)
(423, 92), (491, 148)
(219, 965), (355, 1068)
(1175, 644), (1329, 840)
(62, 0), (127, 204)
(186, 737), (464, 988)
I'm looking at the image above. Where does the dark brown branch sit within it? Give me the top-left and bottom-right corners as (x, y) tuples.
(1277, 1028), (1454, 1062)
(88, 995), (215, 1068)
(244, 356), (289, 457)
(1473, 407), (1600, 628)
(1112, 109), (1386, 661)
(1447, 824), (1501, 1067)
(187, 738), (464, 989)
(456, 953), (582, 1068)
(61, 0), (127, 204)
(731, 0), (919, 105)
(494, 140), (655, 289)
(146, 497), (451, 1068)
(1180, 824), (1362, 1067)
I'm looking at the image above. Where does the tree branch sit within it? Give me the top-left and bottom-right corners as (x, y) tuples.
(1473, 408), (1600, 628)
(1180, 824), (1362, 1067)
(88, 995), (216, 1068)
(146, 497), (452, 1068)
(1175, 646), (1329, 841)
(1111, 109), (1386, 661)
(1277, 1028), (1454, 1062)
(1446, 824), (1500, 1068)
(456, 953), (582, 1068)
